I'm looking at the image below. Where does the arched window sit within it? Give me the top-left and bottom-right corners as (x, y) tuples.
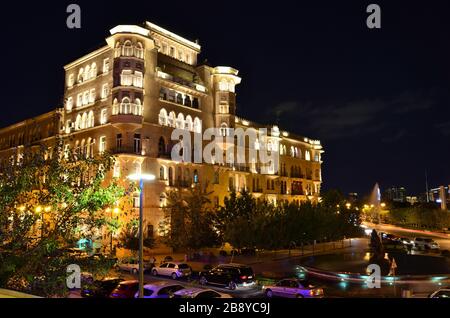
(75, 114), (82, 130)
(123, 40), (133, 56)
(81, 112), (87, 129)
(114, 42), (121, 58)
(159, 108), (168, 126)
(168, 111), (176, 127)
(134, 98), (143, 116)
(176, 113), (185, 129)
(184, 95), (192, 107)
(120, 97), (131, 114)
(267, 140), (273, 152)
(168, 167), (174, 186)
(135, 42), (144, 59)
(176, 93), (183, 105)
(298, 148), (302, 159)
(220, 123), (229, 137)
(185, 115), (193, 131)
(159, 166), (166, 180)
(193, 117), (201, 133)
(294, 147), (298, 158)
(290, 146), (295, 157)
(66, 97), (73, 111)
(305, 150), (311, 161)
(90, 63), (97, 79)
(84, 65), (90, 81)
(68, 74), (75, 87)
(77, 68), (84, 83)
(88, 111), (94, 128)
(112, 98), (119, 115)
(158, 137), (166, 156)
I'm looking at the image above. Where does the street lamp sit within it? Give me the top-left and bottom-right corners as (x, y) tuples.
(127, 173), (156, 299)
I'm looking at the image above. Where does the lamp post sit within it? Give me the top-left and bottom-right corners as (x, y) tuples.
(127, 173), (155, 299)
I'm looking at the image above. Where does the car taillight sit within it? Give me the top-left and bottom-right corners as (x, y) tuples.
(240, 276), (247, 280)
(309, 290), (314, 296)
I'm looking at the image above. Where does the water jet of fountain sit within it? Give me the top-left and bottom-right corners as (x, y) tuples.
(369, 183), (381, 223)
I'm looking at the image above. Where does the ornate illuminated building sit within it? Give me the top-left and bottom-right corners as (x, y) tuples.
(0, 22), (324, 250)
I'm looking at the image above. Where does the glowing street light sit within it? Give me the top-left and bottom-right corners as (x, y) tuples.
(127, 172), (155, 299)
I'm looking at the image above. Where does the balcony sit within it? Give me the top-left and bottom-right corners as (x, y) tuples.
(112, 146), (142, 156)
(110, 113), (143, 130)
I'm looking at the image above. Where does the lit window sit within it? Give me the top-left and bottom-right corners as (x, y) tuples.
(75, 115), (82, 130)
(120, 70), (133, 86)
(112, 98), (119, 115)
(101, 84), (109, 99)
(158, 108), (168, 126)
(193, 117), (202, 133)
(90, 63), (97, 79)
(114, 42), (121, 58)
(134, 98), (143, 116)
(99, 136), (106, 153)
(78, 68), (84, 83)
(66, 97), (73, 111)
(83, 91), (89, 105)
(120, 97), (131, 114)
(88, 111), (94, 128)
(135, 42), (144, 59)
(77, 93), (83, 107)
(65, 120), (72, 134)
(100, 109), (107, 125)
(220, 123), (229, 137)
(89, 89), (96, 103)
(219, 103), (229, 114)
(103, 58), (110, 73)
(123, 40), (133, 56)
(168, 112), (176, 127)
(185, 115), (193, 131)
(84, 65), (90, 81)
(176, 113), (185, 129)
(68, 74), (75, 87)
(133, 71), (143, 88)
(305, 150), (311, 161)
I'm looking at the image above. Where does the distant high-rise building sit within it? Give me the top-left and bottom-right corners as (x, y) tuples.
(384, 186), (407, 203)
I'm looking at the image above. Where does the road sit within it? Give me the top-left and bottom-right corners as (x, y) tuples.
(366, 222), (450, 251)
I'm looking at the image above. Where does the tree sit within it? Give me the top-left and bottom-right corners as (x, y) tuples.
(160, 184), (218, 252)
(118, 219), (155, 256)
(0, 140), (127, 296)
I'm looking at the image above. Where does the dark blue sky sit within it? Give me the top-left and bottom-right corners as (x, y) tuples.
(1, 0), (449, 197)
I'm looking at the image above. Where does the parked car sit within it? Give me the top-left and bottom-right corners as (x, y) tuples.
(81, 277), (123, 298)
(400, 237), (414, 246)
(382, 234), (400, 242)
(414, 237), (440, 250)
(133, 281), (185, 298)
(109, 280), (140, 298)
(429, 287), (450, 298)
(383, 240), (408, 253)
(151, 262), (192, 279)
(163, 256), (174, 263)
(115, 258), (152, 274)
(199, 263), (255, 290)
(263, 278), (324, 298)
(173, 287), (232, 298)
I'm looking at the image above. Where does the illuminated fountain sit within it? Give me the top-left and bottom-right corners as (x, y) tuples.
(368, 183), (381, 223)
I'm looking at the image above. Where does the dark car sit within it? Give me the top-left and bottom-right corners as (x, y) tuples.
(81, 277), (123, 298)
(109, 280), (139, 298)
(199, 264), (255, 290)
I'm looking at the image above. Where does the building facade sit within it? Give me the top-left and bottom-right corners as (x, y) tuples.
(0, 22), (324, 250)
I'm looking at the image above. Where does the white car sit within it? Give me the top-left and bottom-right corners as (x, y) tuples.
(173, 287), (232, 298)
(133, 281), (185, 298)
(263, 279), (324, 298)
(413, 237), (440, 250)
(115, 258), (151, 274)
(151, 262), (192, 279)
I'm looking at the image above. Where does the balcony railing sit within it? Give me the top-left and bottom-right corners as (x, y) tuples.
(112, 146), (142, 155)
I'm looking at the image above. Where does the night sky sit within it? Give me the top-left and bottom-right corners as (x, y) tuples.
(1, 1), (449, 197)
